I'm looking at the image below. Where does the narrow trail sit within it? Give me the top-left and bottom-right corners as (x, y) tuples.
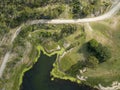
(0, 26), (22, 78)
(11, 26), (22, 43)
(86, 23), (93, 32)
(28, 1), (120, 24)
(0, 51), (11, 77)
(0, 1), (120, 78)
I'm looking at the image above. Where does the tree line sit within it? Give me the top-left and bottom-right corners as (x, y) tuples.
(0, 0), (65, 36)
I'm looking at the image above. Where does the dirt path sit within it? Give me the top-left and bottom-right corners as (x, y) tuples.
(0, 1), (120, 78)
(0, 26), (22, 78)
(0, 51), (11, 77)
(28, 1), (120, 24)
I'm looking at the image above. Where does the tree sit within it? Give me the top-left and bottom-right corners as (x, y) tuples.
(66, 61), (84, 76)
(60, 25), (77, 37)
(86, 56), (99, 68)
(87, 39), (111, 63)
(87, 39), (99, 53)
(72, 0), (81, 18)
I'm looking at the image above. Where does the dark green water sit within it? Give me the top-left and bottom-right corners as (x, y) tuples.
(20, 52), (96, 90)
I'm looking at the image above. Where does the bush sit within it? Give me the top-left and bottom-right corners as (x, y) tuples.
(85, 56), (99, 68)
(65, 61), (85, 77)
(60, 25), (77, 37)
(87, 39), (111, 63)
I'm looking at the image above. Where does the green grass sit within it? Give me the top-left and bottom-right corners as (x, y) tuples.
(90, 22), (112, 37)
(59, 46), (84, 72)
(81, 20), (120, 86)
(60, 54), (76, 71)
(1, 20), (120, 90)
(42, 40), (59, 52)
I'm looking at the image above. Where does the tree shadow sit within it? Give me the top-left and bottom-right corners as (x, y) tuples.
(78, 43), (90, 60)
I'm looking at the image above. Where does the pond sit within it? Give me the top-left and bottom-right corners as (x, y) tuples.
(20, 51), (96, 90)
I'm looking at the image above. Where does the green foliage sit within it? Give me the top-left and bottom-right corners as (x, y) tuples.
(72, 0), (91, 18)
(0, 0), (110, 30)
(66, 61), (84, 77)
(88, 39), (99, 48)
(61, 25), (77, 37)
(96, 46), (111, 62)
(71, 0), (82, 18)
(0, 23), (9, 36)
(43, 5), (64, 19)
(52, 25), (77, 41)
(88, 0), (101, 5)
(7, 57), (21, 69)
(71, 0), (110, 18)
(85, 56), (99, 68)
(40, 32), (52, 38)
(13, 26), (33, 47)
(66, 41), (80, 50)
(0, 0), (65, 29)
(52, 32), (61, 41)
(13, 36), (25, 47)
(87, 39), (111, 62)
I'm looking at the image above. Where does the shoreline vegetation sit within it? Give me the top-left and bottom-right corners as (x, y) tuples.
(14, 22), (119, 90)
(3, 20), (120, 90)
(18, 45), (81, 90)
(0, 1), (120, 90)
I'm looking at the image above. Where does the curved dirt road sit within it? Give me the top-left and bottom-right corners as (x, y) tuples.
(29, 1), (120, 24)
(0, 26), (22, 77)
(0, 1), (120, 78)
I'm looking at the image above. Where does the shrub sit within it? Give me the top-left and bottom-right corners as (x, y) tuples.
(85, 56), (99, 68)
(87, 39), (111, 63)
(65, 61), (85, 76)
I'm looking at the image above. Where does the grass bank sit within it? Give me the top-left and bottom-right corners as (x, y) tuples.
(18, 45), (66, 90)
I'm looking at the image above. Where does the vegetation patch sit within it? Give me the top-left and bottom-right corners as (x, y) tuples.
(86, 39), (111, 63)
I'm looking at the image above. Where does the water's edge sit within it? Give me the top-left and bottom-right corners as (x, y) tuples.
(18, 45), (64, 90)
(18, 45), (99, 90)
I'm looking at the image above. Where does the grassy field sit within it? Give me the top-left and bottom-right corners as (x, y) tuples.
(1, 18), (120, 89)
(59, 25), (85, 71)
(57, 16), (120, 87)
(59, 47), (83, 72)
(81, 16), (120, 86)
(0, 1), (117, 90)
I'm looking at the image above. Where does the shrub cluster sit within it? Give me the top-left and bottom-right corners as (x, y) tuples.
(87, 39), (111, 63)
